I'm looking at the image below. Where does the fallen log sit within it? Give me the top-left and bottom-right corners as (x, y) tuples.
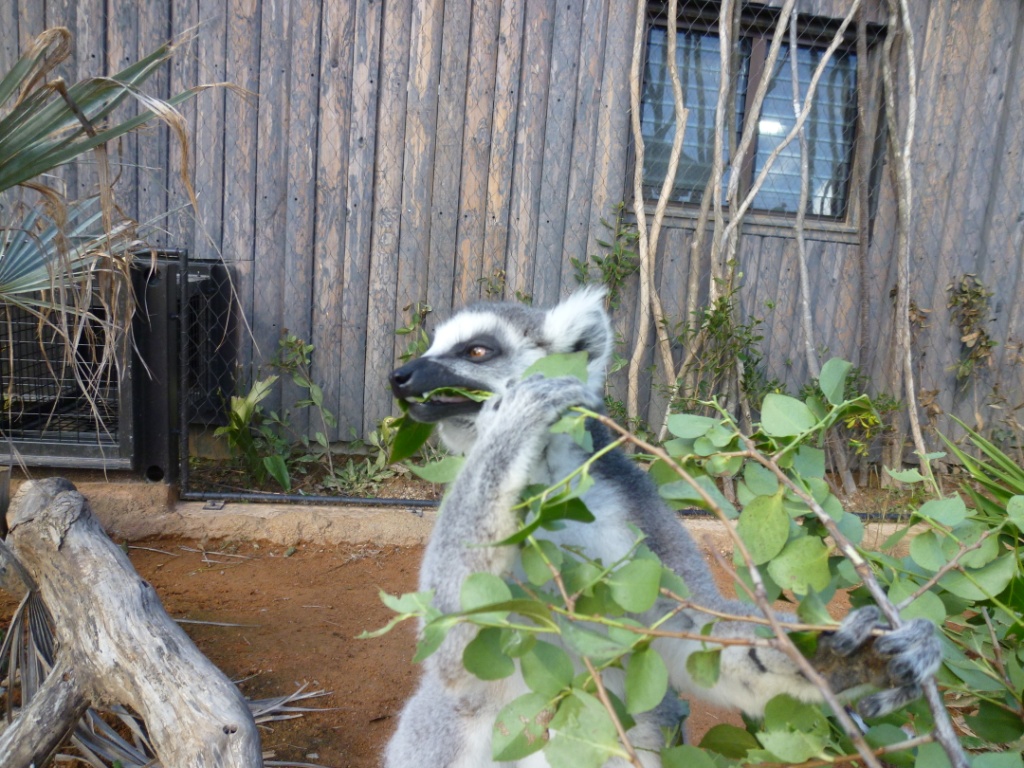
(0, 478), (263, 767)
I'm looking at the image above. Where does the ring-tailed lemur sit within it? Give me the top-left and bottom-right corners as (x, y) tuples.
(385, 288), (941, 768)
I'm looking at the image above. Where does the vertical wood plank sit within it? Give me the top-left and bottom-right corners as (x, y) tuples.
(17, 2), (44, 50)
(191, 1), (227, 261)
(165, 0), (198, 252)
(392, 0), (445, 366)
(106, 0), (140, 222)
(42, 0), (78, 198)
(978, 4), (1024, 378)
(478, 0), (527, 303)
(337, 0), (384, 437)
(428, 0), (475, 315)
(448, 0), (502, 310)
(361, 0), (413, 435)
(503, 0), (555, 301)
(1, 1), (19, 79)
(280, 0), (323, 437)
(586, 0), (633, 261)
(220, 0), (262, 384)
(311, 0), (357, 442)
(916, 0), (999, 419)
(530, 0), (585, 306)
(136, 0), (172, 247)
(559, 0), (611, 294)
(251, 0), (292, 409)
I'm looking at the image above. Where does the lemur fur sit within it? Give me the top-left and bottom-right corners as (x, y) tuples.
(385, 288), (941, 768)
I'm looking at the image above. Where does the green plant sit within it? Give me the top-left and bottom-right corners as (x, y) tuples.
(570, 202), (639, 311)
(0, 28), (203, 404)
(321, 419), (399, 495)
(214, 375), (293, 490)
(371, 357), (1023, 766)
(478, 270), (533, 305)
(397, 302), (433, 362)
(665, 287), (783, 414)
(947, 274), (998, 385)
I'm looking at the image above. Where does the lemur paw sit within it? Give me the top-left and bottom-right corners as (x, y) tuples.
(481, 375), (601, 432)
(829, 606), (942, 718)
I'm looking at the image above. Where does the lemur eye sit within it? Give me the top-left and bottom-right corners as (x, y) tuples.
(464, 344), (491, 361)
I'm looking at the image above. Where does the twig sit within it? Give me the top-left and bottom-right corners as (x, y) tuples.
(627, 0), (689, 423)
(584, 410), (886, 768)
(896, 528), (998, 609)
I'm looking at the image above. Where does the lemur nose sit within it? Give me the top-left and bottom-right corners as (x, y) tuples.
(389, 363), (419, 397)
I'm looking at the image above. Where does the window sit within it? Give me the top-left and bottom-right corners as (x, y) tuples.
(640, 7), (860, 219)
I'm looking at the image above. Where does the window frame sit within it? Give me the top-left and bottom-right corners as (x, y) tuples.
(635, 2), (886, 239)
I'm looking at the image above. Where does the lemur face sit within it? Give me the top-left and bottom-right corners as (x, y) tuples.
(389, 288), (612, 450)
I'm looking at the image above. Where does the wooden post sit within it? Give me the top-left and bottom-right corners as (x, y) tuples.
(0, 478), (263, 767)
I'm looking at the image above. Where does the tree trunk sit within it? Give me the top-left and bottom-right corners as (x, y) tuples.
(1, 478), (264, 767)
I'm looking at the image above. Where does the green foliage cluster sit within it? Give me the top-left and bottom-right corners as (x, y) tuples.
(665, 288), (783, 414)
(375, 355), (1024, 767)
(947, 274), (998, 385)
(571, 203), (640, 311)
(215, 334), (397, 494)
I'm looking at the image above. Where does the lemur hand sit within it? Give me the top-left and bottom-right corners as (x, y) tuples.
(478, 375), (602, 437)
(813, 606), (942, 717)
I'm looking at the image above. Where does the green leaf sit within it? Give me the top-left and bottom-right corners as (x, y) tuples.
(910, 530), (947, 572)
(545, 690), (621, 768)
(662, 744), (719, 768)
(461, 573), (513, 619)
(887, 579), (947, 626)
(263, 454), (291, 491)
(666, 413), (718, 439)
(389, 414), (435, 463)
(706, 453), (743, 478)
(559, 619), (633, 663)
(736, 492), (789, 565)
(972, 753), (1024, 768)
(917, 496), (969, 527)
(464, 627), (515, 680)
(756, 728), (825, 763)
(697, 724), (760, 759)
(744, 463), (780, 496)
(1007, 495), (1024, 529)
(914, 742), (952, 768)
(685, 648), (721, 689)
(760, 393), (817, 437)
(939, 554), (1017, 601)
(767, 537), (832, 595)
(793, 445), (826, 479)
(407, 455), (464, 483)
(659, 476), (738, 518)
(521, 539), (563, 586)
(521, 641), (575, 697)
(964, 700), (1024, 743)
(523, 351), (589, 383)
(492, 693), (553, 761)
(837, 511), (865, 545)
(608, 558), (663, 613)
(886, 467), (927, 484)
(625, 648), (669, 714)
(819, 358), (853, 406)
(864, 724), (916, 766)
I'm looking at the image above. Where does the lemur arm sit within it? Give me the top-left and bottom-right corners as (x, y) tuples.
(417, 375), (603, 688)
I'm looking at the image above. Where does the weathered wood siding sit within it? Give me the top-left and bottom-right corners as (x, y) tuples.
(3, 0), (1023, 443)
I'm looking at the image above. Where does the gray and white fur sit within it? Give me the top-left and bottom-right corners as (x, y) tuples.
(385, 289), (941, 768)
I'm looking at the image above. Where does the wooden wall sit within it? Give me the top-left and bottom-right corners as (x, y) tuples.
(2, 0), (1023, 445)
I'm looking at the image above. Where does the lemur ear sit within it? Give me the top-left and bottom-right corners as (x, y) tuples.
(542, 287), (612, 387)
